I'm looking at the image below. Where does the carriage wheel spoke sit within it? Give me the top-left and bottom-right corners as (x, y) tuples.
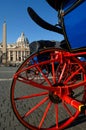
(38, 101), (52, 128)
(36, 65), (52, 86)
(15, 92), (48, 101)
(51, 56), (56, 84)
(17, 76), (53, 91)
(54, 104), (59, 128)
(22, 97), (49, 119)
(62, 102), (73, 117)
(64, 67), (82, 84)
(68, 80), (86, 89)
(58, 63), (66, 83)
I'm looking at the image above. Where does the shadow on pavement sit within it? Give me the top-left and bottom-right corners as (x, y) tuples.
(66, 114), (86, 129)
(50, 113), (86, 129)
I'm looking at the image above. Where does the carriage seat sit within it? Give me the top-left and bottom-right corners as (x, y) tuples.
(29, 40), (62, 55)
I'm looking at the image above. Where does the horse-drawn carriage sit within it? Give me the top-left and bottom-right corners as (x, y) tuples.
(11, 0), (86, 129)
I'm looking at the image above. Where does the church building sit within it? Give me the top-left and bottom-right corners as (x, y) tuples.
(0, 22), (30, 66)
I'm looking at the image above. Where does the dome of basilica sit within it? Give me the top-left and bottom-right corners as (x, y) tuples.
(16, 32), (29, 44)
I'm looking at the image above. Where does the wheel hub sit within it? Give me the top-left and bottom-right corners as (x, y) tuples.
(49, 83), (63, 104)
(49, 92), (62, 104)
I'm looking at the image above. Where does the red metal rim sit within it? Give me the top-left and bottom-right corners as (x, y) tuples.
(11, 48), (85, 130)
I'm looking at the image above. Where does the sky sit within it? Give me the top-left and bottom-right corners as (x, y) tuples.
(0, 0), (64, 44)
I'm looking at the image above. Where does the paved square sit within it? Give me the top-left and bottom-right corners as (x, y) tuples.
(0, 67), (86, 130)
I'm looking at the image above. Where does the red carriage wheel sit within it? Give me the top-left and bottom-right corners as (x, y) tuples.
(11, 48), (86, 130)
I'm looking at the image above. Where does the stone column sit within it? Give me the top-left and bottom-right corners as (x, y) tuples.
(24, 51), (26, 60)
(21, 51), (23, 62)
(17, 51), (19, 61)
(13, 51), (16, 62)
(2, 21), (7, 65)
(8, 51), (10, 61)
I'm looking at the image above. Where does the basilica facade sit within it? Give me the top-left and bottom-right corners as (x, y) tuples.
(0, 22), (30, 66)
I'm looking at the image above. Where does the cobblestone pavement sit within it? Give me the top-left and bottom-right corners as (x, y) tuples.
(0, 67), (86, 130)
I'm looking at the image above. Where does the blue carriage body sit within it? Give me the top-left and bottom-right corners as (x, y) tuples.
(62, 0), (86, 51)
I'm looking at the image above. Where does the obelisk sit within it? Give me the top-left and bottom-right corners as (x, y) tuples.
(2, 21), (7, 65)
